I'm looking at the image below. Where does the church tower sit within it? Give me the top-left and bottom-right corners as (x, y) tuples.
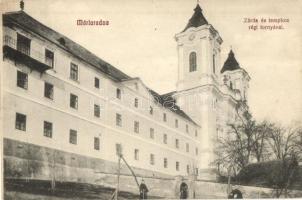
(173, 4), (223, 179)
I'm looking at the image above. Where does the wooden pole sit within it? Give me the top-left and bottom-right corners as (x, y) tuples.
(115, 156), (121, 200)
(227, 166), (231, 197)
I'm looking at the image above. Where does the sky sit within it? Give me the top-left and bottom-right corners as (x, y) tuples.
(2, 0), (302, 125)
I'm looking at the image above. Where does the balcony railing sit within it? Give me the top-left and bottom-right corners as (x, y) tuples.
(3, 35), (52, 72)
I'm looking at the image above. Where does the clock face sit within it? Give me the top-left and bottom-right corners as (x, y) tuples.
(189, 33), (195, 41)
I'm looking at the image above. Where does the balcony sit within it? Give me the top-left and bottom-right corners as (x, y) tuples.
(3, 35), (52, 73)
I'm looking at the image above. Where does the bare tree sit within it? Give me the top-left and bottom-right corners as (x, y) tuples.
(251, 121), (273, 162)
(266, 124), (301, 198)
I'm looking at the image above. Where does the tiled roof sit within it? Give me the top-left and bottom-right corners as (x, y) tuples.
(3, 11), (131, 81)
(148, 89), (199, 126)
(3, 11), (199, 126)
(220, 50), (241, 73)
(182, 4), (208, 32)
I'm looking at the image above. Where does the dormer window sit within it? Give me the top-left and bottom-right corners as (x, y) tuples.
(189, 52), (197, 72)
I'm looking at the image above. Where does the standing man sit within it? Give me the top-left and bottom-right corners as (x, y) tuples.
(139, 179), (149, 199)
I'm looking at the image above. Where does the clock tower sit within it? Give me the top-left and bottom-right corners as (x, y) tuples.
(173, 4), (223, 180)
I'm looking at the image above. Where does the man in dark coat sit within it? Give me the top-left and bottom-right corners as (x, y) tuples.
(139, 179), (148, 199)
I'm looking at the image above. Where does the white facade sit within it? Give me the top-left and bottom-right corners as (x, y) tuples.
(2, 11), (203, 179)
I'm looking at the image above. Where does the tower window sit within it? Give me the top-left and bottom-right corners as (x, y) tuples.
(189, 52), (197, 72)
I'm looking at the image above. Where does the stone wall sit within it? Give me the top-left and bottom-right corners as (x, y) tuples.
(4, 138), (302, 199)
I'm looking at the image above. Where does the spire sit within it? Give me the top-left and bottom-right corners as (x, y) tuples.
(20, 0), (24, 11)
(182, 4), (208, 32)
(220, 50), (240, 73)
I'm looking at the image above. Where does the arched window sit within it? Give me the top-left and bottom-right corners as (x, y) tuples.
(189, 52), (197, 72)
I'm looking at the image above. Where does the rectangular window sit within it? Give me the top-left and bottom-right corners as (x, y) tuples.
(163, 113), (167, 122)
(116, 88), (121, 99)
(44, 82), (54, 100)
(187, 165), (190, 174)
(186, 143), (189, 152)
(150, 154), (155, 165)
(134, 149), (139, 160)
(94, 77), (100, 88)
(175, 139), (179, 149)
(134, 98), (138, 108)
(94, 104), (100, 118)
(70, 93), (78, 109)
(186, 124), (189, 133)
(116, 113), (122, 127)
(69, 129), (77, 145)
(17, 34), (31, 55)
(150, 128), (154, 139)
(176, 161), (180, 171)
(164, 158), (168, 168)
(45, 49), (54, 68)
(17, 71), (28, 89)
(94, 137), (100, 150)
(195, 130), (198, 137)
(43, 121), (53, 138)
(175, 119), (178, 128)
(163, 134), (167, 144)
(149, 106), (153, 115)
(70, 63), (78, 81)
(195, 147), (198, 155)
(195, 168), (199, 175)
(134, 121), (139, 133)
(15, 113), (26, 131)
